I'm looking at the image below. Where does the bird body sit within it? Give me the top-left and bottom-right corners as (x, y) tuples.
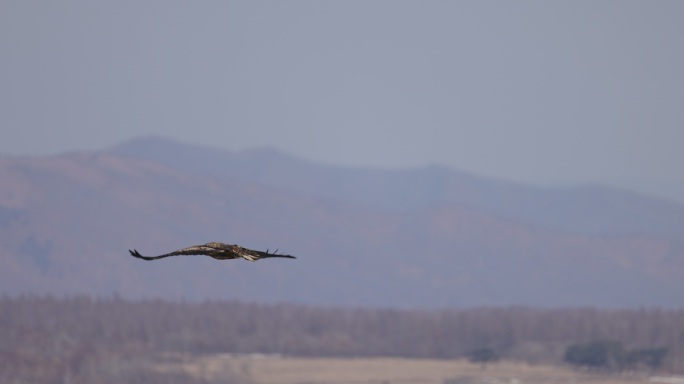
(129, 242), (296, 262)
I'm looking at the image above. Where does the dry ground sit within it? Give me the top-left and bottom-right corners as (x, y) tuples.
(157, 354), (657, 384)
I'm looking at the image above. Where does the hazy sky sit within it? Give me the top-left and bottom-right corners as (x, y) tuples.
(2, 1), (683, 203)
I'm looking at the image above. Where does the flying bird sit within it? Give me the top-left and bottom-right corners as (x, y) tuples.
(129, 242), (296, 262)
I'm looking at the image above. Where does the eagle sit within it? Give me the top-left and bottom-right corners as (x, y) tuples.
(129, 242), (296, 262)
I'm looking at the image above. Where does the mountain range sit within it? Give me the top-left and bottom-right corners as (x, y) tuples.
(1, 136), (683, 307)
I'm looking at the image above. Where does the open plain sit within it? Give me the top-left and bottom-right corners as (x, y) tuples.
(161, 355), (658, 384)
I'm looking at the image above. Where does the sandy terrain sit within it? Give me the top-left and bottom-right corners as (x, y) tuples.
(159, 355), (655, 384)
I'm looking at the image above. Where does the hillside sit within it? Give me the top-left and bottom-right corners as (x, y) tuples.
(1, 137), (683, 307)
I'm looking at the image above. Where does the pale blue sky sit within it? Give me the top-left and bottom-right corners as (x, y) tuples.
(2, 1), (683, 203)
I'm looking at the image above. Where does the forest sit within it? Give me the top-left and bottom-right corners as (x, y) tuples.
(1, 296), (682, 383)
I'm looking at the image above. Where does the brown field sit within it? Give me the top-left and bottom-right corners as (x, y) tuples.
(158, 355), (658, 384)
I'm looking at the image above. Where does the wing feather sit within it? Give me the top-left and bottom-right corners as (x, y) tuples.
(129, 245), (217, 260)
(238, 246), (296, 261)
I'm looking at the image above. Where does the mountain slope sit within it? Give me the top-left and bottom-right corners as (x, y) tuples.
(0, 139), (682, 307)
(110, 136), (684, 238)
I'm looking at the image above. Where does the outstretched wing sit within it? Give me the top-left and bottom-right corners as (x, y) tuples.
(237, 246), (296, 262)
(129, 244), (220, 260)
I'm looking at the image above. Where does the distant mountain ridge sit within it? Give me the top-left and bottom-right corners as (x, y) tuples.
(110, 136), (684, 238)
(0, 136), (682, 307)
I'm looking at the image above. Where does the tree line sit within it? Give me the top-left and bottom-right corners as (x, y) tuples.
(1, 296), (683, 383)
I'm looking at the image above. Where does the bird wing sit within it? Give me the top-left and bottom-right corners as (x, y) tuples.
(238, 246), (296, 261)
(129, 244), (218, 260)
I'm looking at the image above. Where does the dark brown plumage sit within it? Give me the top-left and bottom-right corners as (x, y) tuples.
(129, 242), (296, 262)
